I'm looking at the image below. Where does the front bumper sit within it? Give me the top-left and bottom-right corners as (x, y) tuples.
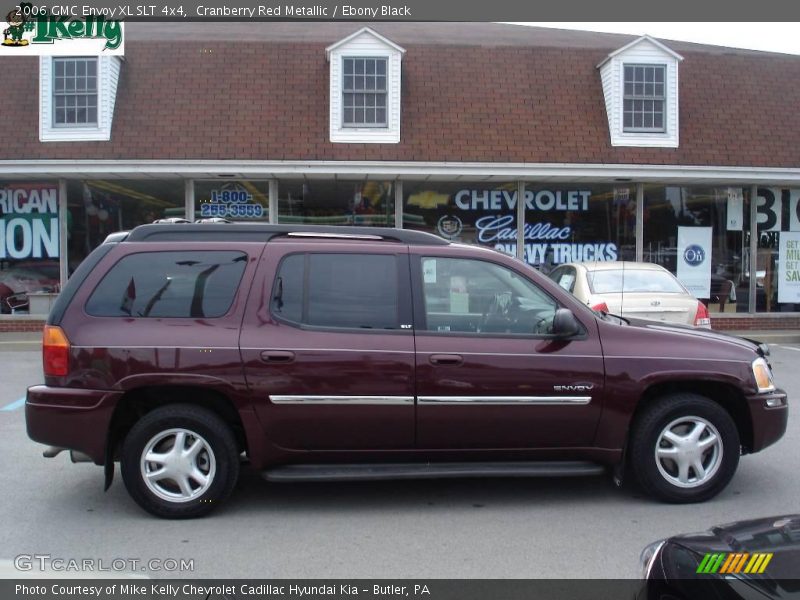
(26, 385), (122, 465)
(746, 388), (788, 453)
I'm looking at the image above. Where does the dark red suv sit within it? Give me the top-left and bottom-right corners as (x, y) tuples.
(26, 224), (788, 518)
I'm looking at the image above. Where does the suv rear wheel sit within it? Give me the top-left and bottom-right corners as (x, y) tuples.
(121, 404), (239, 518)
(630, 393), (740, 503)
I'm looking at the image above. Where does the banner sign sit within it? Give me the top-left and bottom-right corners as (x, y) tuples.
(0, 184), (59, 259)
(200, 185), (265, 219)
(778, 232), (800, 303)
(726, 187), (743, 231)
(676, 226), (712, 298)
(422, 188), (619, 267)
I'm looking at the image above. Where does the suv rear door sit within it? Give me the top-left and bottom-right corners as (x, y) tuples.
(410, 248), (604, 449)
(240, 240), (415, 451)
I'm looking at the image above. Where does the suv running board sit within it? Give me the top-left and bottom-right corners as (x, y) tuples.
(262, 461), (606, 482)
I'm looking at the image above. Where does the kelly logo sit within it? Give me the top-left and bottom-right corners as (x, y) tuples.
(2, 5), (27, 46)
(1, 3), (123, 55)
(696, 552), (773, 575)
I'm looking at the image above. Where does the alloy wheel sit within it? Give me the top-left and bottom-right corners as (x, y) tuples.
(140, 428), (216, 503)
(654, 416), (723, 489)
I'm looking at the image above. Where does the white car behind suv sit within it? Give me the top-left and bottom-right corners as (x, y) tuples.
(548, 261), (711, 328)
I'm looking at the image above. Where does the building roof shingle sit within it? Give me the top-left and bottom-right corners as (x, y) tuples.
(2, 22), (799, 168)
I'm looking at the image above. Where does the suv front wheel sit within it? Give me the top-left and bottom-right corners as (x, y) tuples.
(121, 404), (240, 518)
(630, 393), (740, 503)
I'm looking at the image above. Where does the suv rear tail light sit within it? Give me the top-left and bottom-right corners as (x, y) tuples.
(590, 302), (609, 313)
(694, 301), (711, 328)
(43, 325), (70, 377)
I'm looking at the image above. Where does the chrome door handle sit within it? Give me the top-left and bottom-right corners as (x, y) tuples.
(260, 350), (296, 363)
(429, 354), (464, 366)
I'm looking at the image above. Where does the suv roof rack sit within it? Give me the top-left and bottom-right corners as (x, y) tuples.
(103, 231), (130, 244)
(124, 223), (450, 246)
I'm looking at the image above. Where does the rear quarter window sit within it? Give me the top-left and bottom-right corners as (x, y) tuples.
(85, 251), (248, 318)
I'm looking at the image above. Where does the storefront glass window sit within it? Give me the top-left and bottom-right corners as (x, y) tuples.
(194, 180), (269, 222)
(754, 187), (800, 313)
(403, 182), (634, 271)
(643, 185), (749, 314)
(0, 181), (60, 313)
(277, 179), (395, 226)
(67, 179), (185, 274)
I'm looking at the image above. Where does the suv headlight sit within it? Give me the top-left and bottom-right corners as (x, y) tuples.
(640, 540), (665, 579)
(752, 357), (775, 393)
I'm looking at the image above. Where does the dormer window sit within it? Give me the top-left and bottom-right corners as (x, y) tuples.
(343, 57), (388, 127)
(598, 36), (682, 148)
(40, 55), (122, 142)
(623, 64), (665, 132)
(53, 57), (98, 126)
(326, 27), (405, 144)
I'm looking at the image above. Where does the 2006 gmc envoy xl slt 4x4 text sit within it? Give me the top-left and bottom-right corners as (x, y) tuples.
(25, 224), (788, 518)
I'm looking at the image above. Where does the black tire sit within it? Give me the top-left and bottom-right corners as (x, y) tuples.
(121, 404), (239, 518)
(630, 393), (740, 503)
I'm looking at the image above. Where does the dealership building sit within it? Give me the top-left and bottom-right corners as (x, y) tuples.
(2, 22), (800, 330)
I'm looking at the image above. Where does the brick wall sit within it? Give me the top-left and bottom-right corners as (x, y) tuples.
(711, 316), (800, 331)
(0, 320), (45, 332)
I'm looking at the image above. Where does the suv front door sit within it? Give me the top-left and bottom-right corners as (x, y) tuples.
(410, 249), (604, 449)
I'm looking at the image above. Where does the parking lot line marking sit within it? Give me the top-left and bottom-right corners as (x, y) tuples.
(0, 397), (26, 412)
(776, 345), (800, 352)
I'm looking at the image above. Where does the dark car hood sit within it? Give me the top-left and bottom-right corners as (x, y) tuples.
(620, 316), (767, 357)
(669, 515), (800, 586)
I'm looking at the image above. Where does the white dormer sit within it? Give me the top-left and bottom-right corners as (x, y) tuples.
(326, 27), (405, 144)
(39, 55), (122, 142)
(597, 35), (683, 148)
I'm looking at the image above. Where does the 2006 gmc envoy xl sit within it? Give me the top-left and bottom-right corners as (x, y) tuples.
(26, 224), (788, 518)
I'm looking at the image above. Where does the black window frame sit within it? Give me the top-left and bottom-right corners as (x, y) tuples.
(269, 251), (413, 334)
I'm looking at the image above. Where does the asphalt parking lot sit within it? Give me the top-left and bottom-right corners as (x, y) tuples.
(0, 337), (797, 579)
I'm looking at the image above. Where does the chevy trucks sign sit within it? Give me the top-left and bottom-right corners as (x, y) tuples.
(431, 187), (619, 266)
(0, 184), (59, 259)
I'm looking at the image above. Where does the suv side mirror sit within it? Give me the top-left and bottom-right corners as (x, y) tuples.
(552, 308), (581, 338)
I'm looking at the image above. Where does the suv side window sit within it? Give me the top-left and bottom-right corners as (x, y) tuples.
(86, 251), (247, 318)
(420, 257), (558, 335)
(272, 253), (401, 330)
